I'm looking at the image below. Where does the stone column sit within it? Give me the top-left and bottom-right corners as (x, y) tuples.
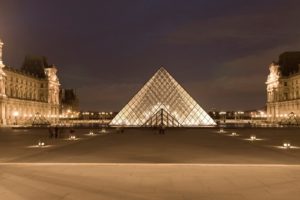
(0, 39), (4, 67)
(0, 39), (7, 125)
(0, 39), (6, 96)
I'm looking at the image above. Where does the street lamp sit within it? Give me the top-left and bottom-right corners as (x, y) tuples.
(13, 111), (19, 125)
(219, 111), (226, 123)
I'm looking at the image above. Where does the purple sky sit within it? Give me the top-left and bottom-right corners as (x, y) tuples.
(0, 0), (299, 111)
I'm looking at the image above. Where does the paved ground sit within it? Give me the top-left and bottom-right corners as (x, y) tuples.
(1, 163), (300, 200)
(1, 127), (300, 164)
(0, 127), (300, 199)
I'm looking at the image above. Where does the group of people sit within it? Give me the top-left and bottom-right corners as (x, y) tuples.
(158, 126), (166, 134)
(49, 126), (166, 137)
(48, 126), (60, 138)
(48, 127), (76, 139)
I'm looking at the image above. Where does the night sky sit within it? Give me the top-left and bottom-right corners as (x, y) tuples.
(0, 0), (299, 111)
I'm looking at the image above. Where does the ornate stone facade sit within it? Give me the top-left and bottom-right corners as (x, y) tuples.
(0, 39), (60, 126)
(266, 61), (300, 122)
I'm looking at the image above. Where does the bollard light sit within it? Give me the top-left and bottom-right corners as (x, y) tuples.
(250, 135), (256, 141)
(100, 128), (106, 133)
(89, 131), (94, 135)
(283, 142), (291, 149)
(70, 135), (76, 140)
(38, 141), (45, 147)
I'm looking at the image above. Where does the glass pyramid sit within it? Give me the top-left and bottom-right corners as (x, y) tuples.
(110, 67), (216, 127)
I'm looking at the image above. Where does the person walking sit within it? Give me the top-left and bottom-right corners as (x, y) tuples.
(48, 127), (53, 138)
(54, 126), (59, 138)
(70, 128), (75, 138)
(158, 125), (165, 134)
(162, 126), (165, 134)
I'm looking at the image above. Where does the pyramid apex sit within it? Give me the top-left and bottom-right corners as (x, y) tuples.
(158, 66), (168, 72)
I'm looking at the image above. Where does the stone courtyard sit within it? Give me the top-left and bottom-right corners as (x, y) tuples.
(0, 127), (300, 199)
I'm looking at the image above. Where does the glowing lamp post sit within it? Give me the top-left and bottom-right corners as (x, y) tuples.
(13, 111), (19, 125)
(219, 111), (226, 123)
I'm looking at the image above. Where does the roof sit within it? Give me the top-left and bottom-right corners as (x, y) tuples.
(278, 52), (300, 76)
(3, 66), (45, 80)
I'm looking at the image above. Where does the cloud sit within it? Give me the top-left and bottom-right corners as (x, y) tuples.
(78, 83), (141, 111)
(155, 1), (300, 111)
(2, 0), (300, 111)
(221, 39), (300, 75)
(182, 72), (266, 111)
(192, 40), (300, 110)
(163, 1), (300, 53)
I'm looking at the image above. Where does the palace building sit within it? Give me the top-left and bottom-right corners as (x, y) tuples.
(266, 52), (300, 123)
(110, 67), (215, 127)
(0, 39), (60, 126)
(60, 88), (80, 117)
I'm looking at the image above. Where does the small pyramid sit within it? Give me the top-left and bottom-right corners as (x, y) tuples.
(143, 108), (181, 127)
(110, 67), (216, 127)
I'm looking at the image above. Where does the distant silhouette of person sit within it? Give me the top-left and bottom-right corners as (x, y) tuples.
(60, 127), (64, 138)
(48, 127), (54, 138)
(54, 126), (59, 138)
(69, 128), (75, 137)
(159, 125), (165, 134)
(153, 127), (157, 134)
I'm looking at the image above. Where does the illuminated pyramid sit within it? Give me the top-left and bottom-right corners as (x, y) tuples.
(110, 67), (216, 127)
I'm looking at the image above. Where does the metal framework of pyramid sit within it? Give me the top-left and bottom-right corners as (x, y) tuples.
(110, 67), (216, 127)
